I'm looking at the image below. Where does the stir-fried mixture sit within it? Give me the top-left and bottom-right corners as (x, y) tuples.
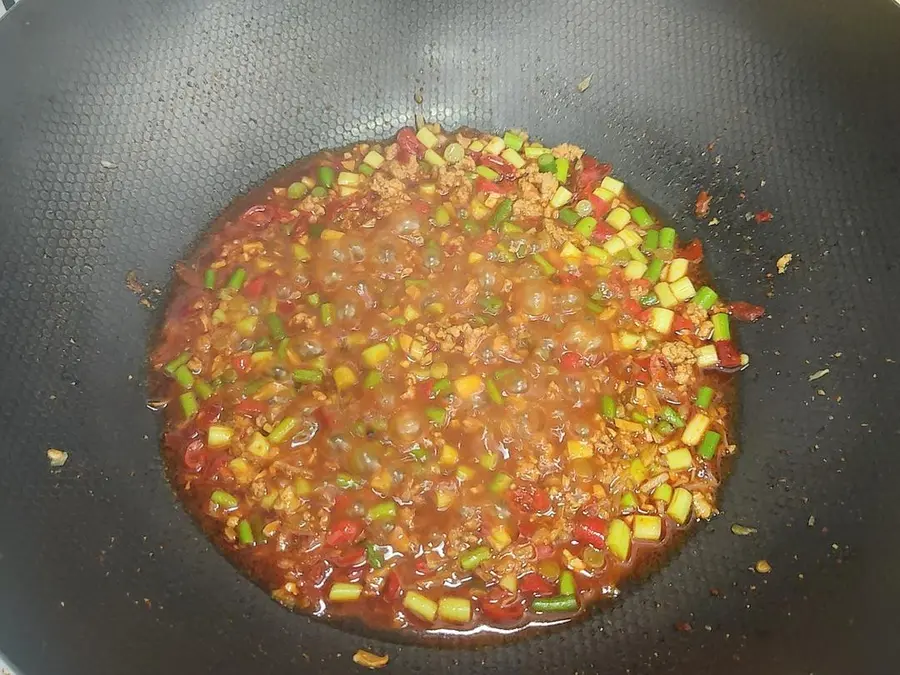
(151, 125), (760, 635)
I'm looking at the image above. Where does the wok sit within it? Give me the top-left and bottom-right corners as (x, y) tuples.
(1, 0), (899, 673)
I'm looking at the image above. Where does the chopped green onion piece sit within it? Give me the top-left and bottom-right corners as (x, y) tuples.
(237, 519), (254, 545)
(660, 406), (686, 428)
(203, 269), (216, 290)
(293, 369), (323, 384)
(559, 570), (577, 596)
(631, 410), (650, 424)
(644, 258), (664, 283)
(227, 268), (247, 290)
(307, 292), (321, 307)
(459, 545), (492, 571)
(329, 582), (363, 603)
(432, 378), (451, 395)
(601, 395), (616, 419)
(712, 313), (731, 341)
(363, 370), (383, 389)
(179, 391), (199, 419)
(310, 186), (327, 198)
(659, 227), (677, 250)
(434, 206), (451, 227)
(586, 299), (605, 313)
(531, 595), (578, 613)
(476, 165), (500, 181)
(367, 500), (397, 521)
(503, 131), (524, 151)
(174, 365), (194, 389)
(574, 199), (593, 217)
(538, 153), (557, 173)
(630, 206), (655, 228)
(443, 142), (465, 164)
(642, 229), (659, 251)
(524, 146), (548, 158)
(268, 416), (299, 444)
(489, 472), (513, 494)
(462, 220), (482, 237)
(575, 217), (597, 238)
(321, 302), (335, 327)
(266, 313), (286, 341)
(639, 293), (659, 307)
(485, 378), (504, 404)
(655, 420), (675, 436)
(210, 489), (238, 509)
(336, 473), (362, 490)
(366, 542), (384, 568)
(533, 253), (556, 276)
(693, 286), (719, 310)
(628, 246), (648, 264)
(695, 385), (715, 409)
(559, 207), (580, 226)
(242, 379), (265, 396)
(358, 162), (375, 177)
(317, 165), (335, 188)
(698, 430), (721, 460)
(403, 591), (438, 622)
(408, 446), (427, 462)
(287, 181), (308, 199)
(479, 295), (503, 316)
(490, 198), (513, 229)
(164, 351), (191, 376)
(426, 406), (448, 426)
(555, 157), (570, 183)
(194, 379), (213, 400)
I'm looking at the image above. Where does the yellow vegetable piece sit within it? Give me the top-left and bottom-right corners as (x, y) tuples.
(439, 445), (459, 466)
(681, 413), (711, 446)
(403, 591), (438, 622)
(667, 487), (693, 524)
(607, 518), (632, 560)
(333, 365), (358, 391)
(567, 440), (593, 459)
(633, 515), (663, 541)
(665, 447), (693, 471)
(437, 597), (472, 624)
(453, 374), (484, 399)
(361, 343), (391, 369)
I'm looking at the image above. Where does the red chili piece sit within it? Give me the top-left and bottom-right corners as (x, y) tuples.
(754, 210), (773, 223)
(474, 176), (516, 195)
(559, 352), (583, 372)
(234, 399), (268, 417)
(715, 340), (743, 369)
(182, 439), (207, 472)
(231, 353), (252, 374)
(520, 573), (555, 596)
(574, 156), (612, 198)
(728, 301), (765, 322)
(573, 516), (609, 549)
(479, 154), (517, 180)
(243, 275), (268, 299)
(324, 519), (364, 548)
(383, 571), (402, 601)
(396, 127), (424, 159)
(694, 190), (711, 218)
(679, 239), (704, 262)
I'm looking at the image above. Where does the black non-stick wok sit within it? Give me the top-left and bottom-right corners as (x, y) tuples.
(1, 0), (899, 673)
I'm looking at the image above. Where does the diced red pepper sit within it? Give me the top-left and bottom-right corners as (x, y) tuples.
(591, 220), (617, 241)
(574, 156), (613, 198)
(234, 399), (268, 417)
(559, 352), (583, 372)
(414, 557), (431, 575)
(182, 439), (207, 472)
(330, 546), (367, 568)
(474, 232), (499, 252)
(383, 570), (402, 601)
(202, 452), (229, 479)
(631, 278), (651, 293)
(481, 597), (526, 624)
(573, 516), (608, 549)
(520, 573), (555, 596)
(672, 314), (694, 333)
(474, 176), (516, 195)
(679, 239), (704, 262)
(602, 270), (628, 298)
(715, 340), (743, 369)
(517, 519), (538, 539)
(231, 353), (252, 374)
(754, 210), (773, 223)
(479, 154), (517, 180)
(410, 198), (432, 216)
(396, 127), (424, 159)
(324, 519), (364, 548)
(587, 193), (612, 218)
(532, 489), (551, 513)
(195, 401), (223, 430)
(416, 379), (435, 400)
(277, 300), (296, 317)
(621, 298), (642, 317)
(243, 275), (268, 299)
(728, 301), (765, 322)
(556, 271), (580, 286)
